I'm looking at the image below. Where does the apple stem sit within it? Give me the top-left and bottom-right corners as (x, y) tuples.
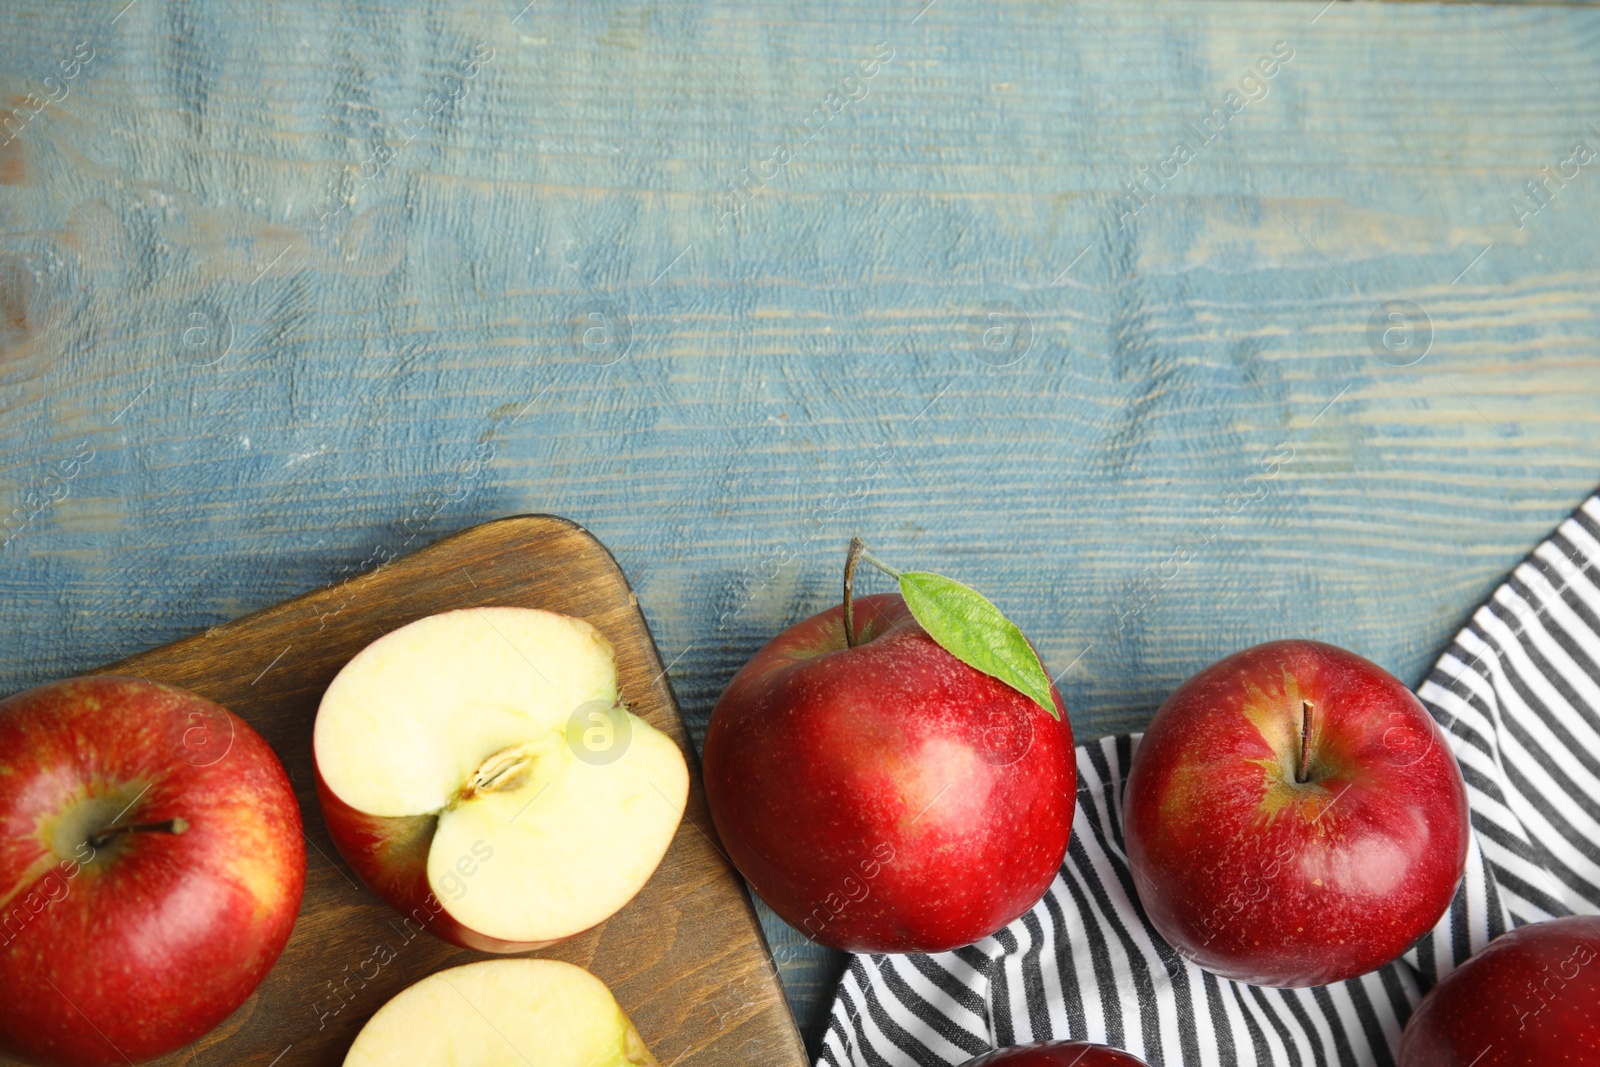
(843, 538), (903, 648)
(86, 817), (188, 850)
(844, 537), (865, 648)
(1297, 701), (1313, 784)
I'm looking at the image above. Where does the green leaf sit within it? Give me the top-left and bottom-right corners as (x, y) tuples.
(897, 571), (1059, 718)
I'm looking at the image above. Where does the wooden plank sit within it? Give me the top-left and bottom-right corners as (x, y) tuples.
(0, 516), (807, 1067)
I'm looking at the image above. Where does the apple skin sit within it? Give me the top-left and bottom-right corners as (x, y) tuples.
(0, 676), (305, 1067)
(1399, 915), (1600, 1066)
(1124, 640), (1469, 988)
(313, 767), (562, 954)
(963, 1041), (1150, 1066)
(703, 592), (1075, 954)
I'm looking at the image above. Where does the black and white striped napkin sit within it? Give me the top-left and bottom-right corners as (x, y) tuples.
(820, 495), (1600, 1066)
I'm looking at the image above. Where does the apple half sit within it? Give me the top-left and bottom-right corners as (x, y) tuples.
(314, 607), (688, 952)
(344, 958), (658, 1067)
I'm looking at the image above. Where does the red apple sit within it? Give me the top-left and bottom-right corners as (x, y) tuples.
(703, 591), (1075, 953)
(314, 607), (688, 952)
(1399, 915), (1600, 1065)
(963, 1041), (1150, 1066)
(1124, 640), (1469, 987)
(0, 675), (305, 1067)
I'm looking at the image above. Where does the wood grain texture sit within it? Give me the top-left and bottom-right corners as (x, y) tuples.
(0, 516), (806, 1067)
(4, 0), (1600, 1047)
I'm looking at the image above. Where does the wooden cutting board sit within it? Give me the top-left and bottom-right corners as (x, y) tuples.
(5, 516), (808, 1067)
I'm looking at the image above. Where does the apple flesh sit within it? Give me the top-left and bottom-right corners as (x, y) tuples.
(703, 592), (1075, 953)
(963, 1041), (1151, 1066)
(1124, 640), (1469, 987)
(314, 607), (689, 952)
(1399, 915), (1600, 1065)
(343, 958), (658, 1067)
(0, 676), (305, 1067)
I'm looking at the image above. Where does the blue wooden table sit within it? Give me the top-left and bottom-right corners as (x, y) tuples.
(4, 0), (1600, 1053)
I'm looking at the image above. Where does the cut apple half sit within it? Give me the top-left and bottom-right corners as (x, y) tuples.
(314, 607), (689, 950)
(343, 958), (658, 1067)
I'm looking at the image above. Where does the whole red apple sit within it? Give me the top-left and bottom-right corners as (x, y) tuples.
(963, 1041), (1150, 1066)
(0, 676), (305, 1067)
(1124, 640), (1469, 987)
(703, 591), (1075, 953)
(1399, 915), (1600, 1065)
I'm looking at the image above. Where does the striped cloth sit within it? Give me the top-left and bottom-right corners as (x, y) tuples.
(819, 495), (1600, 1067)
